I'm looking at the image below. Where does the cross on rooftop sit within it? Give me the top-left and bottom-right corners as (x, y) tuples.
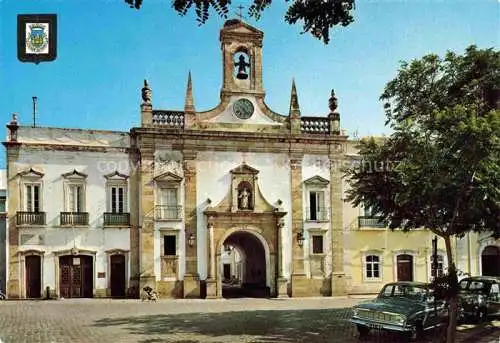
(235, 5), (245, 20)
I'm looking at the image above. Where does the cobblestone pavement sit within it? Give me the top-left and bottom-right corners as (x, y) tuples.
(0, 298), (498, 343)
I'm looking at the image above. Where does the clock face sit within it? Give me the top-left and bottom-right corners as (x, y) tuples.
(232, 98), (254, 119)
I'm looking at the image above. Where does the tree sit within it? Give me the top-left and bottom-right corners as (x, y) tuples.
(124, 0), (355, 44)
(344, 45), (500, 343)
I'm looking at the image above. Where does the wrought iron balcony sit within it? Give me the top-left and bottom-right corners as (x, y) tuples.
(305, 207), (330, 221)
(17, 211), (46, 225)
(103, 212), (130, 226)
(155, 205), (183, 220)
(358, 216), (386, 228)
(60, 212), (89, 226)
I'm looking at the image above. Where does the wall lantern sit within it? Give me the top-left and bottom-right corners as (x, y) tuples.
(188, 233), (196, 247)
(296, 231), (305, 248)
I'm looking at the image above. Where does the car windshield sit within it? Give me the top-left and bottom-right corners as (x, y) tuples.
(459, 280), (487, 292)
(379, 284), (429, 301)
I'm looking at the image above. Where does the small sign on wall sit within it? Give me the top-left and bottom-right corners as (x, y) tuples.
(97, 272), (106, 279)
(73, 257), (80, 265)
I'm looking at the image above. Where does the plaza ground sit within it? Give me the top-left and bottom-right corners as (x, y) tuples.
(0, 297), (498, 343)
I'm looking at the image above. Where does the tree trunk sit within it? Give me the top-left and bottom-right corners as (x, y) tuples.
(443, 234), (458, 343)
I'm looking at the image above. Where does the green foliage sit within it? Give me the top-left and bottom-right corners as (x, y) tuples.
(345, 46), (500, 239)
(124, 0), (355, 44)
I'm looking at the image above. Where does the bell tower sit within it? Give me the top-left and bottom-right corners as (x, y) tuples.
(219, 19), (265, 99)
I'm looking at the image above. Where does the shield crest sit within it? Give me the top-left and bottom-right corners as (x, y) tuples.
(26, 24), (48, 53)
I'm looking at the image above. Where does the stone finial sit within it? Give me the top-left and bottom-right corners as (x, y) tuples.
(184, 71), (195, 112)
(10, 113), (19, 125)
(289, 78), (301, 118)
(329, 89), (338, 113)
(141, 79), (152, 104)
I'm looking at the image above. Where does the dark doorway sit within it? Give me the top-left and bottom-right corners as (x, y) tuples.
(25, 255), (41, 298)
(59, 255), (93, 298)
(223, 264), (231, 281)
(110, 254), (126, 297)
(221, 231), (268, 298)
(482, 246), (500, 277)
(397, 254), (413, 281)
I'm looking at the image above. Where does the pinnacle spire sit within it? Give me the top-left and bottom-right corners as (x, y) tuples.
(289, 78), (301, 118)
(184, 71), (195, 112)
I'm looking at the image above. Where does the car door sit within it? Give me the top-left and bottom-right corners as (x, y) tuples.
(488, 282), (500, 315)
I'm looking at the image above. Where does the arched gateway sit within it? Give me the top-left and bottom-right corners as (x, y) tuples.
(203, 163), (287, 298)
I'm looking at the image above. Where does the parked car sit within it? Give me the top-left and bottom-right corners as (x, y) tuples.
(350, 282), (448, 341)
(458, 276), (500, 322)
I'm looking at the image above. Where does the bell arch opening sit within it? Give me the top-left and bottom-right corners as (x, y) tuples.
(220, 230), (269, 298)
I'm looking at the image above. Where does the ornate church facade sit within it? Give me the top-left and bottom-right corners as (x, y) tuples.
(3, 19), (498, 299)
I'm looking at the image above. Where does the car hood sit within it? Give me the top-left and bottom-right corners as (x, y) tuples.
(355, 297), (425, 316)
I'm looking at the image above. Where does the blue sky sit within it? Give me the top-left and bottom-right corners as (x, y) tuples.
(0, 0), (498, 168)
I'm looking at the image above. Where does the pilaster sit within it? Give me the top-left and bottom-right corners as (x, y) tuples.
(129, 146), (141, 297)
(139, 150), (156, 289)
(329, 153), (347, 296)
(290, 154), (308, 296)
(183, 150), (200, 298)
(6, 145), (20, 298)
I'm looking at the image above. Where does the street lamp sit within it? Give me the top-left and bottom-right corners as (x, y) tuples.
(296, 231), (305, 248)
(188, 233), (196, 247)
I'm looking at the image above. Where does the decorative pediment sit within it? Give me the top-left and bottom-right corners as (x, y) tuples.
(303, 175), (329, 187)
(104, 171), (129, 180)
(222, 19), (263, 36)
(153, 171), (183, 183)
(62, 169), (87, 180)
(18, 168), (44, 178)
(230, 162), (259, 175)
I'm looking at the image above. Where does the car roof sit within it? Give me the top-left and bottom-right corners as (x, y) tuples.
(460, 276), (499, 283)
(383, 281), (430, 287)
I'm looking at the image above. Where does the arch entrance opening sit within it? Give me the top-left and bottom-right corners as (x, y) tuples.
(220, 231), (269, 298)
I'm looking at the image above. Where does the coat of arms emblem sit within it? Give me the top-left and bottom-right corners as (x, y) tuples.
(26, 23), (49, 54)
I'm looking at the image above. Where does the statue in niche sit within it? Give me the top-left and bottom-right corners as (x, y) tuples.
(234, 54), (250, 80)
(238, 188), (251, 210)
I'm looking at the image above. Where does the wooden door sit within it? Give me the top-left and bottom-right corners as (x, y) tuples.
(397, 254), (413, 281)
(25, 255), (41, 298)
(59, 255), (93, 298)
(482, 246), (500, 276)
(110, 254), (126, 297)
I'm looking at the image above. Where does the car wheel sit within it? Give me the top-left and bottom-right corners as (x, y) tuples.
(476, 308), (487, 323)
(357, 325), (370, 338)
(408, 323), (424, 342)
(0, 294), (5, 300)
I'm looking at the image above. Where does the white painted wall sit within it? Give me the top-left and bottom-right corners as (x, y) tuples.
(12, 129), (132, 294)
(196, 151), (292, 279)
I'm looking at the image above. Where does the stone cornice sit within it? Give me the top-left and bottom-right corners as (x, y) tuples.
(3, 142), (131, 154)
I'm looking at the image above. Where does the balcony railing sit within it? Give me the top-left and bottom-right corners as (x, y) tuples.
(17, 211), (46, 225)
(358, 216), (386, 228)
(60, 212), (89, 226)
(155, 205), (183, 220)
(305, 207), (330, 221)
(104, 212), (130, 226)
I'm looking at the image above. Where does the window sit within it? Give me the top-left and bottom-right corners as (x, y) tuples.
(163, 235), (176, 256)
(365, 255), (381, 279)
(431, 254), (444, 278)
(309, 191), (325, 220)
(109, 186), (126, 213)
(0, 196), (5, 213)
(25, 184), (41, 212)
(312, 235), (324, 254)
(364, 204), (376, 217)
(160, 188), (178, 206)
(67, 184), (84, 212)
(158, 188), (179, 219)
